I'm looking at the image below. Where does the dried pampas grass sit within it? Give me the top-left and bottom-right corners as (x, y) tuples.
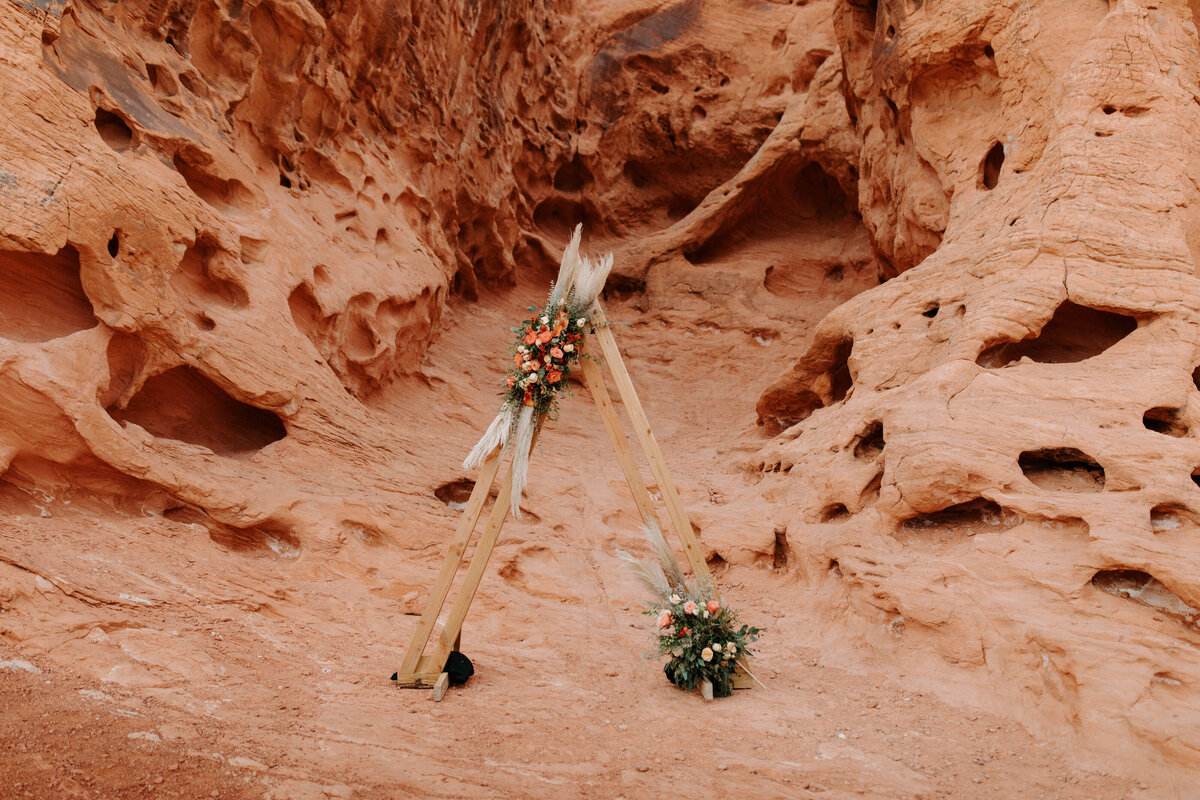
(463, 224), (613, 518)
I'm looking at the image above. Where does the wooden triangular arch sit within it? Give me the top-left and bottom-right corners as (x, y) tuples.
(395, 305), (728, 700)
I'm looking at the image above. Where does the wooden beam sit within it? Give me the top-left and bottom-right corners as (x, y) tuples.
(588, 308), (716, 593)
(426, 418), (545, 670)
(432, 672), (450, 702)
(578, 338), (661, 528)
(398, 442), (504, 675)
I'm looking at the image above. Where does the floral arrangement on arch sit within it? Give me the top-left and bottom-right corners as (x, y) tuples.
(464, 225), (613, 517)
(503, 304), (589, 417)
(623, 522), (763, 698)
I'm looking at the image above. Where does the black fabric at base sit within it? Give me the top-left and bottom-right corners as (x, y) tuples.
(446, 651), (474, 685)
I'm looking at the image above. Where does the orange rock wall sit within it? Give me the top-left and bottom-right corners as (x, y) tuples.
(3, 0), (1200, 782)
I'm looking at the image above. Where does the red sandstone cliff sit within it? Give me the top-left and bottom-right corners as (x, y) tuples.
(0, 0), (1197, 794)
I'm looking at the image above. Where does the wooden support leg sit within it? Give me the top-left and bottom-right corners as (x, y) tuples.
(424, 419), (544, 671)
(578, 340), (662, 529)
(588, 309), (716, 592)
(432, 672), (449, 702)
(397, 443), (506, 676)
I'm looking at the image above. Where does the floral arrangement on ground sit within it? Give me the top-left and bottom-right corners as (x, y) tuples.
(624, 522), (762, 698)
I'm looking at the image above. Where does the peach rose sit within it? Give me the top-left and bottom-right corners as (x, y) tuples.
(656, 611), (671, 629)
(683, 601), (698, 615)
(550, 346), (563, 358)
(706, 600), (720, 614)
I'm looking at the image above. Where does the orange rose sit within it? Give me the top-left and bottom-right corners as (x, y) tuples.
(546, 370), (562, 383)
(523, 389), (534, 407)
(514, 352), (524, 365)
(706, 600), (720, 614)
(536, 330), (553, 345)
(505, 375), (516, 387)
(523, 331), (537, 345)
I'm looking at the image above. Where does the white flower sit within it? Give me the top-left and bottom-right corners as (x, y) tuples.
(712, 643), (722, 652)
(671, 647), (683, 657)
(518, 346), (526, 353)
(669, 594), (681, 604)
(540, 316), (549, 324)
(564, 344), (574, 352)
(576, 318), (587, 326)
(702, 610), (709, 619)
(727, 644), (736, 655)
(558, 299), (565, 306)
(701, 647), (713, 662)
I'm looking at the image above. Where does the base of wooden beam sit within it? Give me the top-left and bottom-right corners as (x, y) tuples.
(393, 672), (442, 689)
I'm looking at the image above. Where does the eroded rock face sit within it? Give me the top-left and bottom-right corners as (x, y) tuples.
(756, 0), (1200, 770)
(2, 0), (1199, 786)
(0, 0), (590, 540)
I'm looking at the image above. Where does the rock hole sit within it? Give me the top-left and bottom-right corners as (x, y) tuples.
(983, 44), (995, 59)
(342, 520), (386, 547)
(1019, 448), (1105, 492)
(172, 153), (249, 211)
(828, 558), (842, 576)
(981, 142), (1004, 190)
(825, 265), (845, 283)
(0, 245), (97, 341)
(533, 196), (588, 240)
(859, 470), (883, 506)
(772, 527), (789, 569)
(107, 232), (120, 259)
(165, 505), (300, 557)
(829, 338), (853, 404)
(1150, 504), (1197, 532)
(1144, 407), (1188, 437)
(900, 498), (1021, 538)
(375, 228), (388, 246)
(771, 29), (787, 49)
(146, 63), (177, 96)
(853, 421), (884, 459)
(1092, 569), (1200, 630)
(172, 235), (248, 322)
(107, 365), (286, 457)
(1103, 105), (1117, 115)
(553, 156), (591, 192)
(976, 301), (1138, 367)
(821, 503), (849, 522)
(886, 24), (896, 38)
(691, 105), (707, 123)
(922, 305), (939, 318)
(279, 173), (292, 188)
(435, 479), (476, 510)
(94, 108), (133, 150)
(288, 283), (324, 352)
(650, 81), (669, 94)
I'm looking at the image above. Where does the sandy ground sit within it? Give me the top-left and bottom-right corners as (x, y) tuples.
(0, 275), (1188, 799)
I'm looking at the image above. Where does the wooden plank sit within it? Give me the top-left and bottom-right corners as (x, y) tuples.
(393, 672), (441, 688)
(589, 308), (716, 594)
(426, 418), (545, 669)
(398, 442), (505, 675)
(432, 672), (450, 702)
(578, 337), (661, 528)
